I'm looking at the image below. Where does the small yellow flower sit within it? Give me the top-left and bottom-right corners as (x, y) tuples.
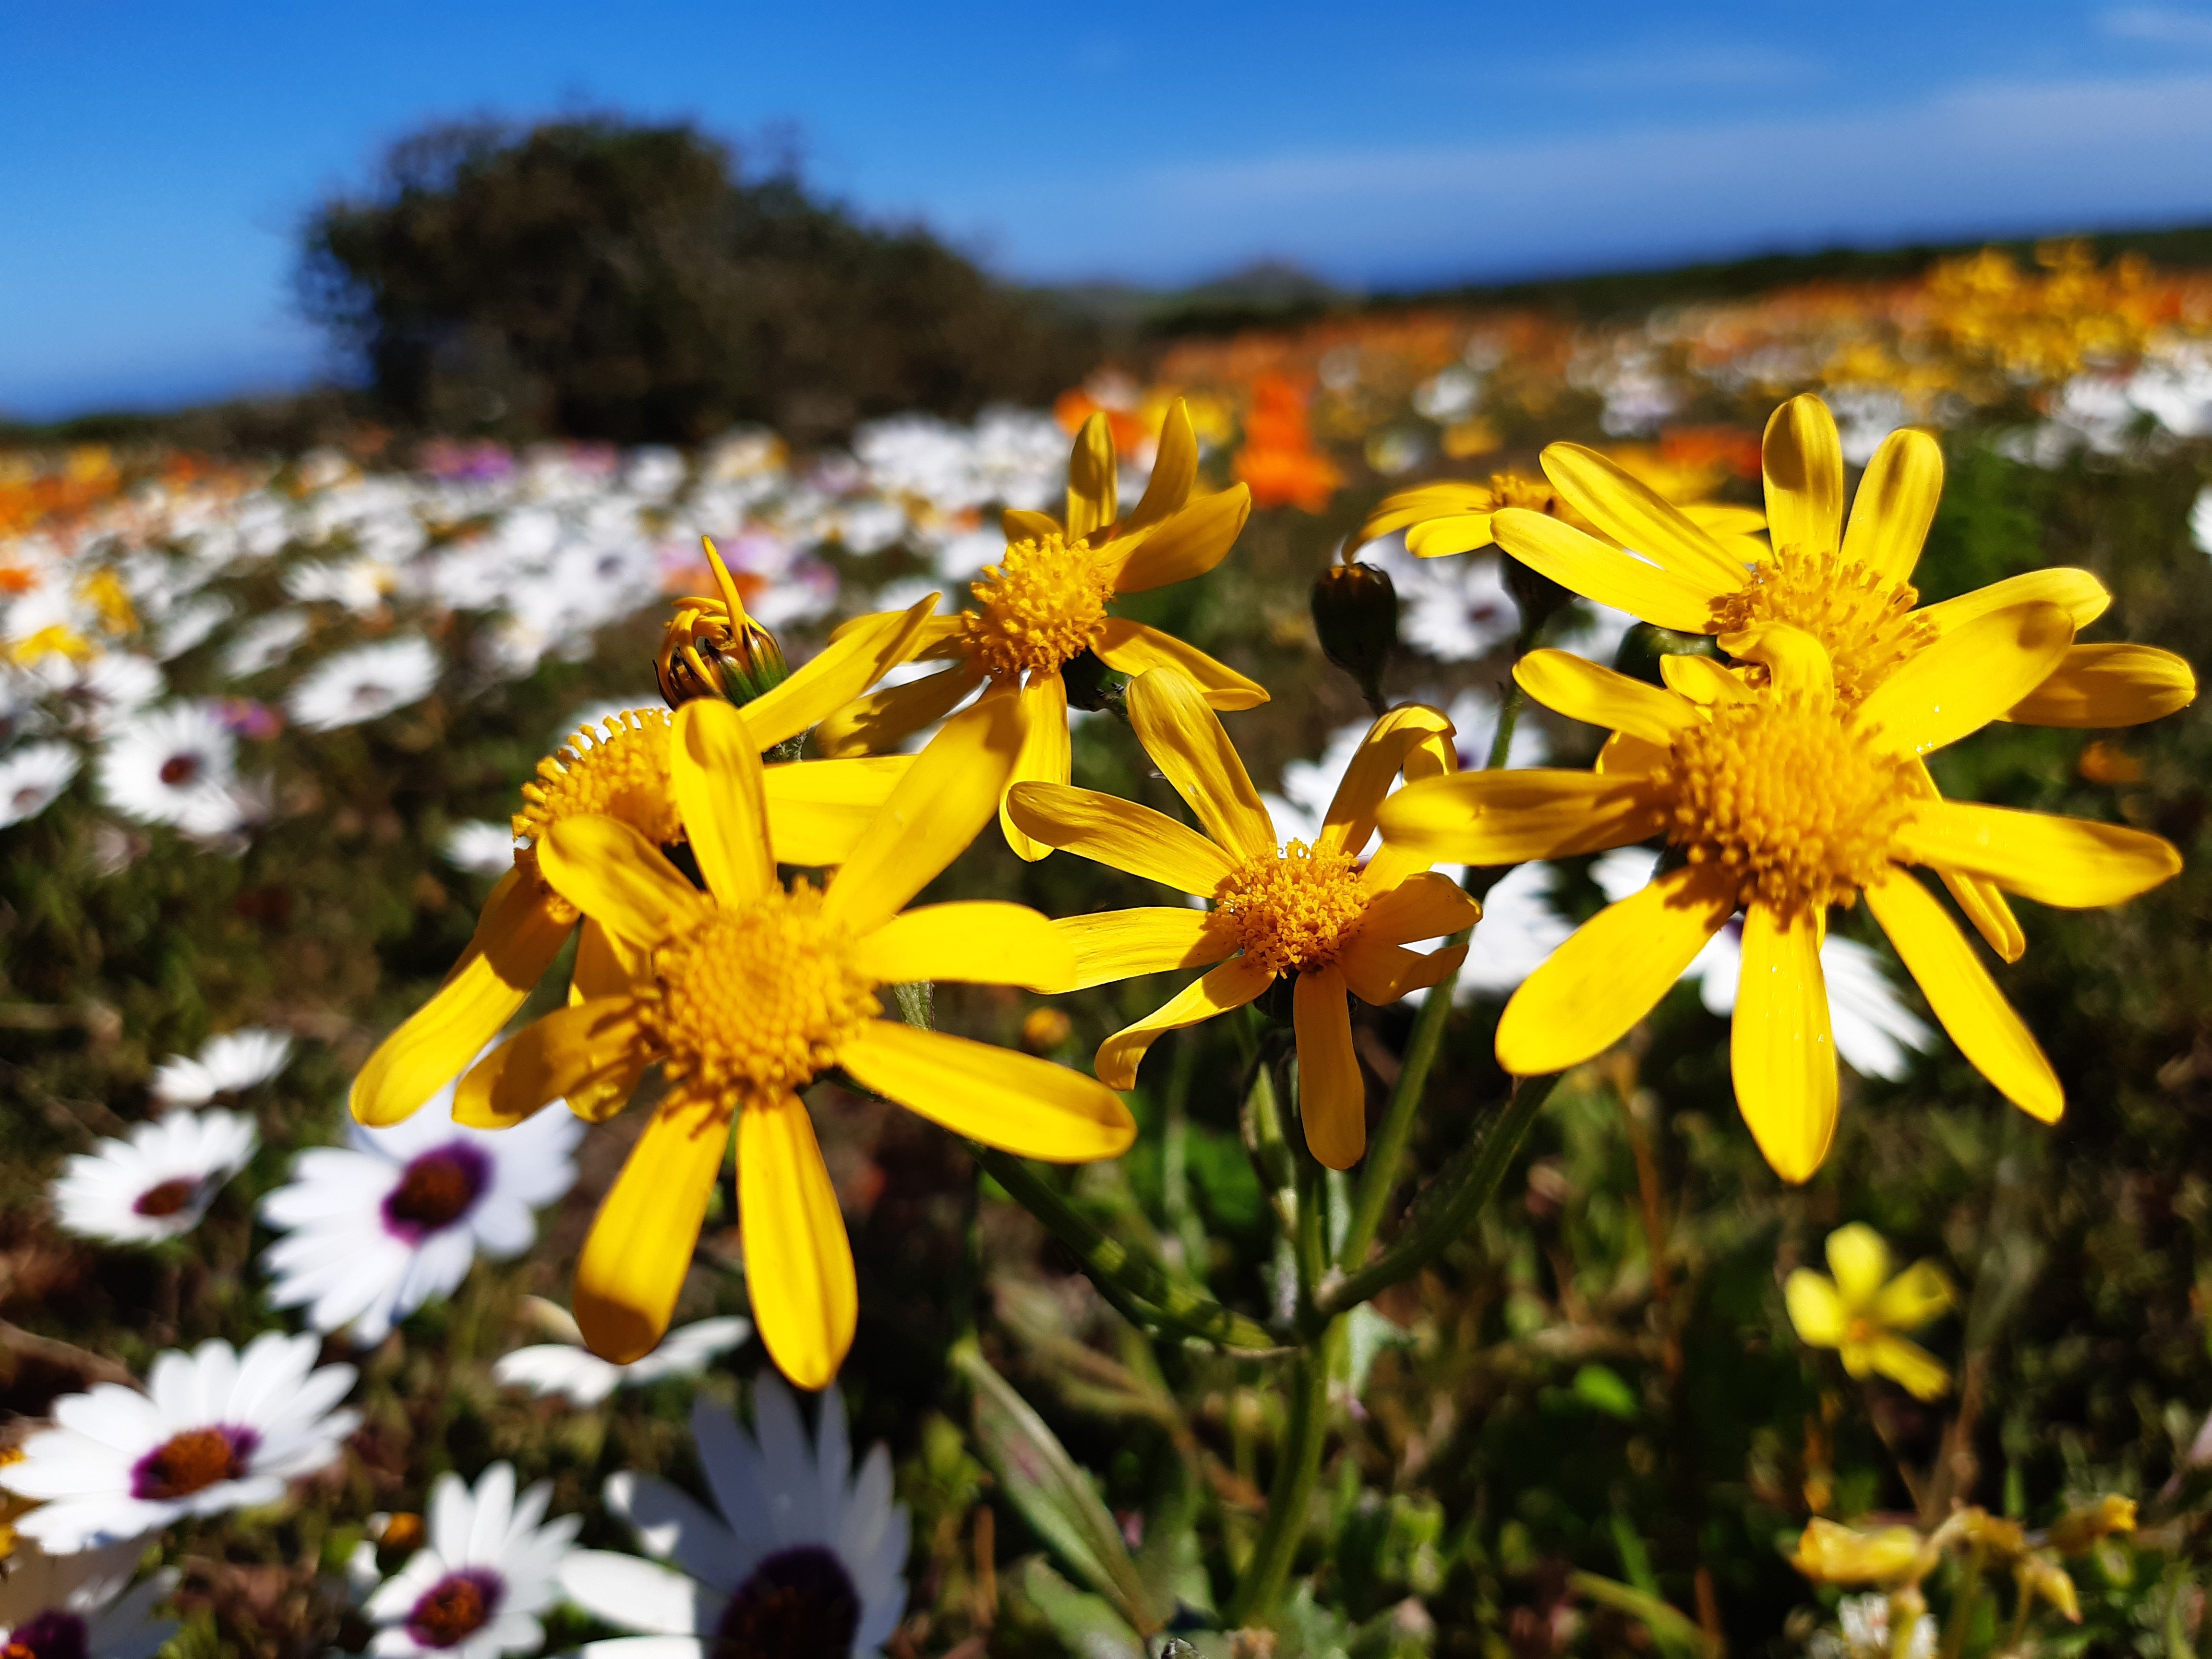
(1375, 613), (2181, 1179)
(815, 400), (1261, 860)
(348, 597), (940, 1129)
(1789, 1517), (1927, 1586)
(1007, 670), (1478, 1168)
(1785, 1224), (1955, 1400)
(456, 693), (1134, 1387)
(2046, 1495), (2137, 1553)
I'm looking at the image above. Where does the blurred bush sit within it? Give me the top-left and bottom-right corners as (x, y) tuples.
(297, 116), (1099, 444)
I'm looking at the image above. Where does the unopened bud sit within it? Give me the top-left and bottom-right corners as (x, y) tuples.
(2047, 1495), (2136, 1554)
(2017, 1556), (2082, 1623)
(1612, 622), (1716, 688)
(657, 537), (790, 710)
(1501, 555), (1574, 645)
(1789, 1518), (1924, 1586)
(1020, 1007), (1074, 1054)
(1312, 550), (1397, 708)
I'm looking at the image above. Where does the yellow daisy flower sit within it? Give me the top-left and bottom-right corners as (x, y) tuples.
(1784, 1223), (1955, 1400)
(455, 693), (1135, 1386)
(1354, 466), (1768, 564)
(348, 594), (939, 1130)
(815, 400), (1263, 860)
(1006, 669), (1479, 1169)
(1486, 393), (2196, 962)
(1374, 609), (2182, 1180)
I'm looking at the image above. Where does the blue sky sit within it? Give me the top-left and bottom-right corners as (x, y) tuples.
(10, 0), (2212, 417)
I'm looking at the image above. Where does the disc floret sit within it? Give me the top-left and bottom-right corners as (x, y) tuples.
(960, 533), (1116, 680)
(513, 712), (682, 922)
(1214, 841), (1370, 977)
(1710, 546), (1939, 708)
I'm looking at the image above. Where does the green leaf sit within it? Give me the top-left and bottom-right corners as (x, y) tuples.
(1017, 1558), (1148, 1659)
(1571, 1363), (1640, 1419)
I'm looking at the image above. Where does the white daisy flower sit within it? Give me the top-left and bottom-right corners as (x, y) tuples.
(221, 611), (312, 679)
(1591, 849), (1934, 1081)
(0, 1539), (179, 1659)
(0, 742), (81, 829)
(258, 1076), (581, 1347)
(494, 1301), (751, 1407)
(0, 1331), (360, 1553)
(442, 820), (521, 878)
(286, 637), (441, 733)
(560, 1381), (909, 1659)
(361, 1463), (580, 1659)
(96, 703), (237, 830)
(51, 1109), (260, 1245)
(149, 1027), (294, 1106)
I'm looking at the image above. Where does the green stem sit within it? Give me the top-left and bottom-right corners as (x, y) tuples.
(1227, 1320), (1341, 1625)
(1938, 1546), (1986, 1659)
(1316, 1073), (1560, 1317)
(966, 1140), (1287, 1354)
(1161, 1034), (1207, 1277)
(1484, 678), (1528, 771)
(1337, 936), (1467, 1272)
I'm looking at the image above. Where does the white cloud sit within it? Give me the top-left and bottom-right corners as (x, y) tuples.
(2102, 7), (2212, 46)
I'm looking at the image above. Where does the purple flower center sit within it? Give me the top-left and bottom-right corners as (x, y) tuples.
(2, 1609), (88, 1659)
(714, 1546), (860, 1658)
(131, 1424), (258, 1501)
(382, 1142), (490, 1241)
(406, 1570), (504, 1648)
(133, 1176), (204, 1218)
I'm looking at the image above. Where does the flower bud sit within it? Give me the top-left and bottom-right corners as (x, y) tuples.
(1789, 1518), (1925, 1585)
(1312, 550), (1397, 707)
(2017, 1556), (2082, 1623)
(657, 537), (789, 710)
(1501, 554), (1574, 644)
(1612, 623), (1718, 688)
(1020, 1007), (1074, 1054)
(2047, 1494), (2136, 1554)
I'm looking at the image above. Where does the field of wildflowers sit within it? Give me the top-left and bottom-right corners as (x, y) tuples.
(1, 241), (2211, 1659)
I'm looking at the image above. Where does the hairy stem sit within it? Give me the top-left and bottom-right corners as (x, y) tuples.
(1227, 1319), (1342, 1626)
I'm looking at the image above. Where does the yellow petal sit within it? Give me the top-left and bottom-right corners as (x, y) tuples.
(1108, 486), (1251, 594)
(1874, 1259), (1956, 1330)
(1822, 1223), (1891, 1308)
(837, 1019), (1136, 1160)
(1050, 907), (1233, 990)
(811, 661), (982, 759)
(1066, 412), (1118, 540)
(1294, 966), (1365, 1169)
(570, 917), (644, 1003)
(1001, 671), (1071, 864)
(1337, 937), (1467, 1005)
(1003, 507), (1062, 542)
(1863, 866), (2062, 1121)
(1762, 394), (1845, 555)
(1868, 1334), (1951, 1401)
(1355, 481), (1503, 545)
(1721, 621), (1835, 701)
(1513, 648), (1700, 744)
(576, 1091), (733, 1364)
(1096, 955), (1274, 1089)
(1895, 799), (2182, 908)
(1839, 426), (1943, 581)
(2005, 643), (2198, 727)
(1125, 668), (1276, 856)
(1404, 514), (1497, 557)
(1005, 782), (1235, 893)
(672, 699), (773, 904)
(1659, 653), (1754, 704)
(540, 816), (709, 950)
(1942, 868), (2026, 963)
(1357, 870), (1481, 945)
(349, 868), (574, 1127)
(1784, 1269), (1847, 1347)
(1124, 398), (1197, 529)
(1918, 567), (2109, 635)
(1491, 509), (1720, 633)
(742, 594), (938, 749)
(453, 997), (649, 1129)
(1495, 863), (1737, 1074)
(1361, 839), (1437, 894)
(1094, 619), (1269, 711)
(1732, 903), (1837, 1184)
(823, 689), (1025, 935)
(1377, 768), (1667, 866)
(739, 1094), (855, 1391)
(1852, 601), (2073, 757)
(1319, 702), (1456, 856)
(761, 756), (915, 866)
(1540, 442), (1747, 590)
(852, 901), (1078, 992)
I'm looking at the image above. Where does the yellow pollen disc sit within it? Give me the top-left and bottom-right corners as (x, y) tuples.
(1845, 1316), (1879, 1346)
(640, 883), (880, 1106)
(1709, 546), (1939, 708)
(1656, 698), (1915, 918)
(512, 711), (684, 924)
(1213, 842), (1369, 977)
(1487, 471), (1558, 513)
(959, 533), (1116, 679)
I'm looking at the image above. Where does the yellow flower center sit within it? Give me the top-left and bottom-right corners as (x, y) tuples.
(513, 711), (684, 924)
(1655, 698), (1915, 918)
(1487, 471), (1559, 513)
(1845, 1316), (1880, 1347)
(642, 883), (881, 1105)
(960, 533), (1116, 679)
(1709, 546), (1939, 708)
(1213, 842), (1369, 977)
